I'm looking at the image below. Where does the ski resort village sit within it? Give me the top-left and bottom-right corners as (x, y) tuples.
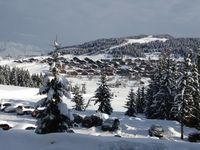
(1, 1), (200, 150)
(0, 35), (200, 150)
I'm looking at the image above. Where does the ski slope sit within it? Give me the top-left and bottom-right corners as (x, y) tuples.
(109, 35), (168, 50)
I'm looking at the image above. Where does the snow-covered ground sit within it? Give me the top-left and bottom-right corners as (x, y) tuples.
(1, 130), (200, 150)
(0, 82), (199, 150)
(0, 54), (199, 150)
(126, 35), (168, 44)
(109, 35), (167, 50)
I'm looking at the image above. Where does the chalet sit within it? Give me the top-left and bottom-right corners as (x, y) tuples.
(125, 59), (132, 64)
(28, 58), (39, 62)
(90, 64), (98, 69)
(73, 57), (81, 62)
(85, 57), (95, 64)
(116, 68), (132, 76)
(60, 69), (67, 74)
(67, 71), (78, 76)
(93, 71), (100, 76)
(101, 59), (110, 63)
(82, 71), (89, 75)
(76, 69), (83, 74)
(79, 60), (87, 64)
(87, 69), (96, 74)
(69, 61), (77, 66)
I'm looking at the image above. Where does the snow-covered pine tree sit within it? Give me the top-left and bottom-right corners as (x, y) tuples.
(3, 65), (11, 85)
(35, 53), (72, 134)
(175, 52), (197, 128)
(152, 51), (177, 119)
(125, 89), (137, 117)
(145, 57), (163, 119)
(136, 88), (141, 113)
(17, 69), (25, 87)
(94, 74), (113, 115)
(23, 70), (33, 87)
(31, 74), (43, 87)
(169, 62), (181, 120)
(81, 83), (86, 94)
(140, 86), (146, 113)
(0, 73), (6, 84)
(145, 82), (157, 118)
(136, 87), (146, 113)
(145, 51), (177, 119)
(197, 51), (200, 79)
(10, 67), (18, 86)
(71, 85), (85, 111)
(191, 64), (200, 127)
(195, 53), (200, 128)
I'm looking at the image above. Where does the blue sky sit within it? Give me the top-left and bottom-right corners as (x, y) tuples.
(0, 0), (199, 48)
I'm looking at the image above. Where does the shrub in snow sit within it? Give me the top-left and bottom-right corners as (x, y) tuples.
(101, 118), (120, 132)
(82, 115), (103, 128)
(73, 114), (83, 124)
(188, 131), (200, 142)
(82, 116), (94, 128)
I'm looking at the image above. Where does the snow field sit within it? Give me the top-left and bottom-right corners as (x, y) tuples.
(0, 52), (199, 149)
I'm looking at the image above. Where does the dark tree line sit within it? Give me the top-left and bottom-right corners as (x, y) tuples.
(49, 38), (125, 56)
(48, 35), (200, 58)
(145, 50), (200, 129)
(123, 50), (200, 129)
(0, 65), (43, 88)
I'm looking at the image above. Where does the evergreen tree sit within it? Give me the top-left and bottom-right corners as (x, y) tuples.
(31, 74), (39, 87)
(136, 86), (146, 113)
(191, 64), (200, 128)
(125, 89), (137, 117)
(153, 51), (177, 119)
(145, 82), (158, 119)
(71, 85), (85, 111)
(10, 68), (18, 86)
(136, 88), (141, 113)
(3, 65), (11, 85)
(195, 52), (200, 128)
(175, 52), (197, 128)
(81, 83), (86, 94)
(0, 65), (42, 88)
(94, 74), (113, 115)
(136, 87), (146, 113)
(35, 53), (72, 134)
(145, 51), (177, 119)
(17, 69), (24, 86)
(145, 58), (162, 119)
(23, 70), (33, 87)
(0, 74), (6, 84)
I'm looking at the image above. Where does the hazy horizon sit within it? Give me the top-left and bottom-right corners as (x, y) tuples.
(0, 0), (200, 48)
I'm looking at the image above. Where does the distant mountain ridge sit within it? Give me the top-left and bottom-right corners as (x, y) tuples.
(51, 34), (200, 58)
(1, 34), (200, 58)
